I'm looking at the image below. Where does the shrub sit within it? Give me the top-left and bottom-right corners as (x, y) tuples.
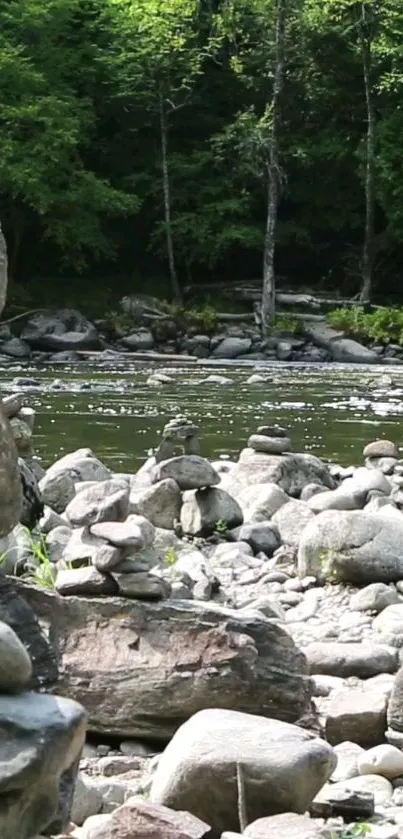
(328, 306), (403, 345)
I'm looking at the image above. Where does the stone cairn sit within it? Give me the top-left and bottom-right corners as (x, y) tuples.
(0, 402), (86, 839)
(247, 424), (292, 455)
(155, 414), (200, 462)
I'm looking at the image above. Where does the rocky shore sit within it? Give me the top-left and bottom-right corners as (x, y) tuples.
(4, 407), (403, 836)
(0, 296), (401, 366)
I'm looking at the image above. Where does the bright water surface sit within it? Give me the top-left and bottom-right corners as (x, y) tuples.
(1, 358), (403, 471)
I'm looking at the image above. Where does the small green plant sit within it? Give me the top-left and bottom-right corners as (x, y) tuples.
(23, 532), (56, 590)
(318, 549), (338, 583)
(274, 315), (302, 334)
(165, 546), (178, 566)
(340, 824), (371, 838)
(215, 519), (229, 535)
(103, 310), (136, 334)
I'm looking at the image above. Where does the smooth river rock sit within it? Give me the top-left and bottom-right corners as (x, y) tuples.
(298, 510), (403, 583)
(16, 586), (312, 741)
(0, 405), (23, 536)
(150, 708), (336, 835)
(225, 449), (336, 498)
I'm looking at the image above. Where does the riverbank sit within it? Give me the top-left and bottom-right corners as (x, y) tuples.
(1, 298), (402, 366)
(4, 408), (403, 836)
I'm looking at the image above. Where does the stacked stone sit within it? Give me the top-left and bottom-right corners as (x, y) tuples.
(155, 415), (200, 462)
(56, 478), (170, 599)
(363, 438), (399, 476)
(248, 424), (291, 455)
(0, 612), (86, 839)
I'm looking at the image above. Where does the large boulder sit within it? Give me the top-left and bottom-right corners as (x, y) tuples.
(225, 449), (336, 499)
(0, 692), (86, 839)
(306, 323), (381, 365)
(235, 482), (289, 523)
(0, 405), (22, 536)
(150, 708), (336, 835)
(40, 450), (111, 512)
(129, 478), (182, 529)
(151, 455), (219, 491)
(65, 479), (129, 526)
(180, 487), (243, 536)
(20, 309), (100, 351)
(298, 510), (403, 583)
(308, 468), (391, 513)
(19, 456), (43, 529)
(16, 587), (312, 740)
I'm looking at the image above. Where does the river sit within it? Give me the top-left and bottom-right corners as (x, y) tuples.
(1, 358), (403, 472)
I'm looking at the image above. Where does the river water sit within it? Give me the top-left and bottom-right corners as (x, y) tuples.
(1, 358), (403, 472)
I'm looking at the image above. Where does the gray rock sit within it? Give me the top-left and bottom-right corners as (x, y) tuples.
(47, 525), (73, 562)
(364, 440), (398, 459)
(129, 479), (182, 530)
(212, 337), (252, 358)
(0, 336), (31, 357)
(19, 456), (44, 529)
(121, 329), (154, 350)
(235, 521), (280, 556)
(55, 566), (118, 596)
(235, 482), (289, 522)
(373, 605), (403, 646)
(93, 543), (123, 572)
(304, 642), (398, 678)
(65, 479), (129, 526)
(0, 406), (23, 537)
(39, 469), (76, 513)
(152, 455), (219, 491)
(0, 619), (32, 691)
(308, 467), (391, 513)
(0, 692), (86, 839)
(298, 510), (403, 583)
(90, 514), (154, 548)
(272, 499), (315, 547)
(306, 323), (381, 365)
(248, 434), (291, 455)
(39, 506), (66, 533)
(43, 448), (111, 494)
(62, 526), (107, 564)
(85, 797), (212, 839)
(180, 487), (243, 537)
(150, 708), (336, 834)
(71, 771), (103, 825)
(111, 571), (170, 600)
(309, 783), (375, 821)
(350, 583), (400, 613)
(244, 813), (326, 839)
(357, 743), (403, 779)
(387, 665), (403, 735)
(328, 774), (393, 806)
(225, 449), (336, 498)
(331, 741), (366, 783)
(18, 592), (312, 740)
(325, 681), (390, 747)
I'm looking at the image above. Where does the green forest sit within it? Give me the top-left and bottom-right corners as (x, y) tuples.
(1, 0), (402, 315)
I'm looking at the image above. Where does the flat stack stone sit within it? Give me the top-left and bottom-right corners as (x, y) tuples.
(248, 425), (291, 455)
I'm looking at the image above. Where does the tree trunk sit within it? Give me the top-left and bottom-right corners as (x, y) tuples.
(159, 92), (182, 304)
(261, 0), (286, 336)
(358, 3), (375, 304)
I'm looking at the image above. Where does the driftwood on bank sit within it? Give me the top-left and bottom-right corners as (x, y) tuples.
(77, 350), (199, 363)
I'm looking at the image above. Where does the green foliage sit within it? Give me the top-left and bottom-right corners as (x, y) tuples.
(328, 306), (403, 345)
(22, 533), (56, 590)
(318, 549), (338, 583)
(339, 824), (371, 839)
(215, 519), (229, 535)
(165, 546), (178, 566)
(274, 315), (302, 334)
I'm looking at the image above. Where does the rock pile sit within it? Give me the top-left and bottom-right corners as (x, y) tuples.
(7, 413), (403, 836)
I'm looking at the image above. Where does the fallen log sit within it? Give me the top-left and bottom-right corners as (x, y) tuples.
(76, 350), (198, 364)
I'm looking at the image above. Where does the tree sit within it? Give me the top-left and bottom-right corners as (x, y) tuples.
(105, 0), (217, 302)
(0, 0), (138, 277)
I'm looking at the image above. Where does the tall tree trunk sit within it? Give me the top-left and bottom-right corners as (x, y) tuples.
(358, 2), (375, 304)
(159, 91), (182, 304)
(261, 0), (286, 336)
